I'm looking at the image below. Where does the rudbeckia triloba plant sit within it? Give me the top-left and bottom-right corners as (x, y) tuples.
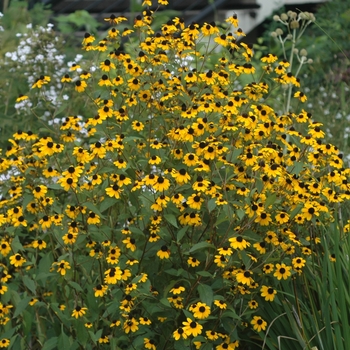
(0, 2), (349, 349)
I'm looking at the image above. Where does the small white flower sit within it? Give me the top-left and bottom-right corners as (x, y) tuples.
(63, 95), (69, 100)
(26, 23), (32, 29)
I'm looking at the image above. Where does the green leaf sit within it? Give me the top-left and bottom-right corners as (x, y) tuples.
(265, 193), (277, 207)
(58, 327), (71, 349)
(11, 236), (24, 252)
(189, 242), (215, 254)
(13, 296), (32, 318)
(99, 197), (117, 213)
(22, 194), (34, 211)
(207, 198), (216, 213)
(84, 201), (104, 218)
(48, 183), (64, 190)
(196, 271), (213, 278)
(68, 281), (83, 293)
(198, 284), (214, 306)
(290, 161), (304, 175)
(42, 337), (58, 350)
(177, 227), (188, 243)
(164, 214), (178, 228)
(23, 275), (36, 294)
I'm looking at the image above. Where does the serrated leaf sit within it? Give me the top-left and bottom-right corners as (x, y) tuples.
(164, 214), (178, 228)
(23, 276), (36, 294)
(198, 284), (213, 306)
(189, 242), (215, 254)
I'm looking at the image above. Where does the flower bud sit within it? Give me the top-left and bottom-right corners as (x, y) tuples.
(290, 20), (299, 29)
(273, 15), (280, 21)
(307, 58), (313, 64)
(275, 28), (283, 36)
(286, 34), (293, 40)
(271, 31), (278, 38)
(299, 49), (307, 57)
(280, 13), (288, 21)
(288, 11), (297, 19)
(293, 48), (299, 55)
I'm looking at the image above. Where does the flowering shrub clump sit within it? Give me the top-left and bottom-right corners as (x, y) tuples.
(0, 2), (349, 349)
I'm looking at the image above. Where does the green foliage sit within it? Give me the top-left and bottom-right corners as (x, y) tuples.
(55, 10), (100, 35)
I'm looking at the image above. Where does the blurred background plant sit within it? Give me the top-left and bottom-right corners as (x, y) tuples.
(0, 1), (94, 148)
(259, 0), (350, 163)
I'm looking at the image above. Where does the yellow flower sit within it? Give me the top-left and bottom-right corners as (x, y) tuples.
(251, 316), (267, 332)
(9, 254), (26, 267)
(72, 306), (87, 318)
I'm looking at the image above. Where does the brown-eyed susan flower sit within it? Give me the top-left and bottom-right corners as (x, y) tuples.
(87, 212), (101, 225)
(170, 285), (185, 294)
(260, 285), (277, 301)
(94, 284), (108, 297)
(54, 260), (71, 276)
(216, 340), (239, 350)
(192, 302), (210, 319)
(294, 91), (307, 102)
(98, 336), (109, 344)
(106, 184), (122, 199)
(9, 254), (26, 267)
(32, 239), (47, 250)
(187, 257), (200, 267)
(229, 236), (250, 250)
(157, 245), (170, 259)
(29, 298), (38, 306)
(104, 267), (123, 284)
(61, 74), (72, 83)
(72, 306), (87, 318)
(251, 316), (267, 332)
(274, 263), (292, 280)
(75, 80), (87, 92)
(182, 318), (203, 337)
(32, 75), (50, 89)
(173, 327), (188, 340)
(138, 316), (151, 326)
(292, 257), (306, 270)
(236, 270), (254, 286)
(0, 339), (10, 348)
(144, 338), (156, 350)
(62, 232), (78, 245)
(0, 242), (11, 257)
(0, 284), (8, 295)
(214, 299), (227, 309)
(132, 120), (145, 131)
(123, 318), (139, 334)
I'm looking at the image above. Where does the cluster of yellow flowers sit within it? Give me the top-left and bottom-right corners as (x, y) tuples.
(0, 1), (349, 348)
